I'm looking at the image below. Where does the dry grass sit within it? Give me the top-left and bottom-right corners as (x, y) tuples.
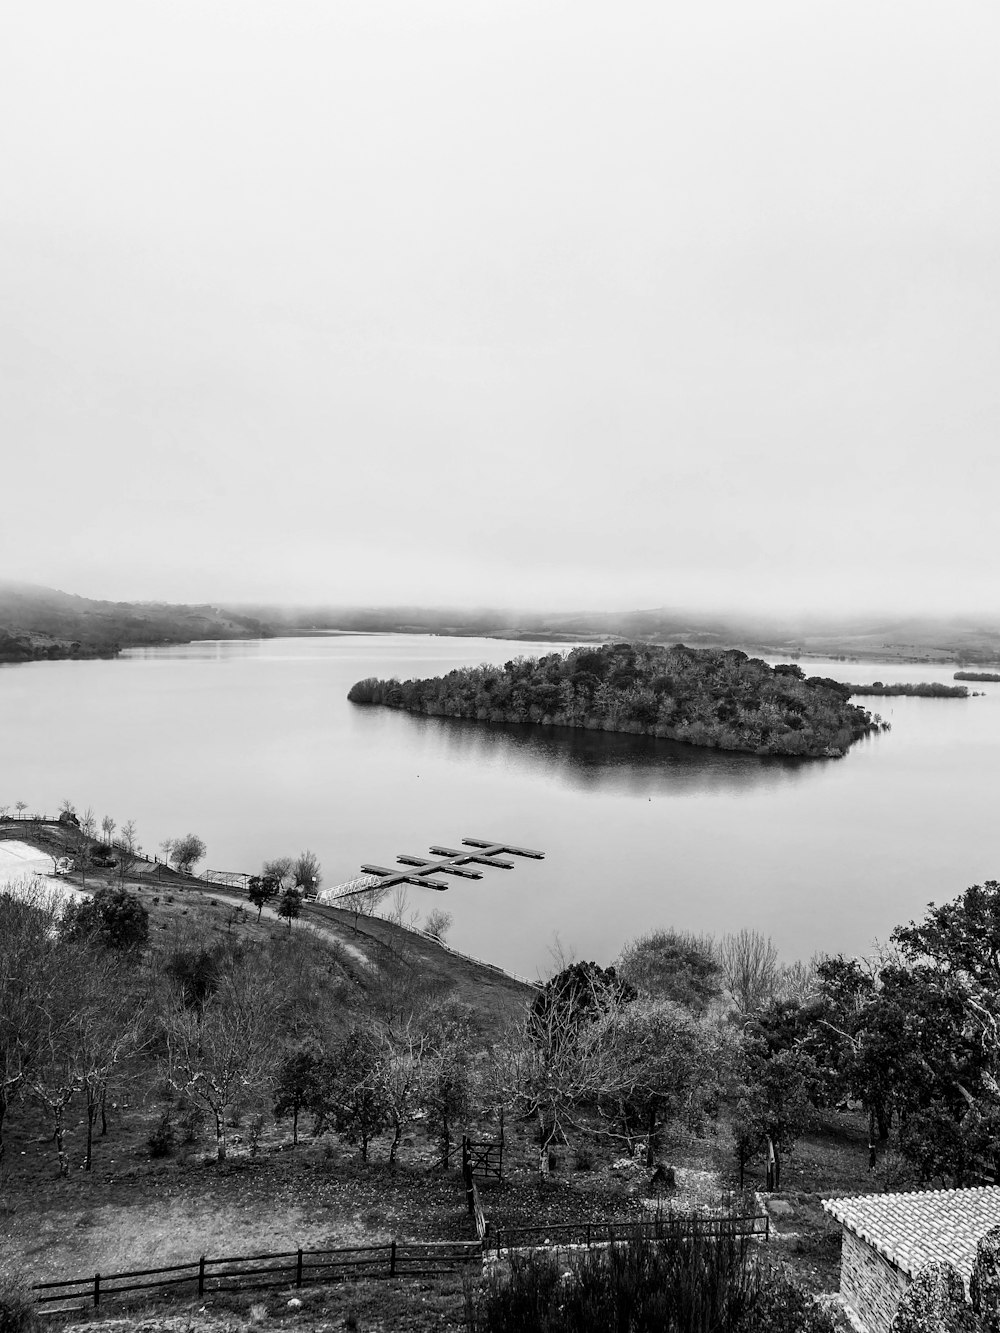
(55, 1273), (471, 1333)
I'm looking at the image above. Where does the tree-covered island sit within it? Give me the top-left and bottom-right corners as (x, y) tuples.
(845, 681), (969, 697)
(348, 642), (885, 758)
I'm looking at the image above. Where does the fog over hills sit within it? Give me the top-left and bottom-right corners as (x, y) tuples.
(3, 582), (996, 665)
(0, 581), (271, 663)
(247, 602), (1000, 664)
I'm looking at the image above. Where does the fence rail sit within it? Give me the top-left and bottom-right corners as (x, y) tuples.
(31, 1240), (483, 1314)
(485, 1212), (769, 1254)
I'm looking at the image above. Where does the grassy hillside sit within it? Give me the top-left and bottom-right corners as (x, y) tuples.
(0, 582), (273, 662)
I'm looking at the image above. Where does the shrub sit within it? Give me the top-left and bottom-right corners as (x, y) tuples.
(61, 885), (149, 951)
(247, 1113), (265, 1158)
(179, 1102), (206, 1144)
(0, 1272), (37, 1333)
(465, 1233), (835, 1333)
(747, 1265), (838, 1332)
(147, 1111), (176, 1158)
(573, 1144), (594, 1171)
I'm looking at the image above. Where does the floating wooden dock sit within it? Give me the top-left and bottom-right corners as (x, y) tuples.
(337, 838), (544, 899)
(462, 838), (544, 860)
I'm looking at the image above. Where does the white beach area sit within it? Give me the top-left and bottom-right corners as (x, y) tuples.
(0, 839), (86, 903)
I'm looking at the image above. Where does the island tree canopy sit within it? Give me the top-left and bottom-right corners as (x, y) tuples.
(348, 642), (881, 758)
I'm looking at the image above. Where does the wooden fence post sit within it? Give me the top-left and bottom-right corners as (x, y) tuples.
(296, 1250), (303, 1287)
(390, 1241), (397, 1276)
(94, 1274), (100, 1308)
(462, 1137), (474, 1216)
(198, 1255), (206, 1296)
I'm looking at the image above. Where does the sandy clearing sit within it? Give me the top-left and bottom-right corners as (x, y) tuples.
(0, 838), (54, 883)
(0, 840), (87, 903)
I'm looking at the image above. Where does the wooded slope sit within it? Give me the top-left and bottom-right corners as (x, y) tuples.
(0, 582), (272, 662)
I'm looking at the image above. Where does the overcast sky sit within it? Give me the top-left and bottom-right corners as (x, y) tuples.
(2, 2), (998, 614)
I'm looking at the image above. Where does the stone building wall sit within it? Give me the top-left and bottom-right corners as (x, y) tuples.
(840, 1227), (911, 1333)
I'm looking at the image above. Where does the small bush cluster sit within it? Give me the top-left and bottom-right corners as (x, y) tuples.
(465, 1236), (835, 1333)
(147, 1110), (176, 1158)
(0, 1272), (37, 1333)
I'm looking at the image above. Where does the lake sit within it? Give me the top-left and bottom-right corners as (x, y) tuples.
(1, 634), (997, 977)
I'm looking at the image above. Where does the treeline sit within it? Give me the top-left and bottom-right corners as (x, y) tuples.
(348, 642), (884, 758)
(8, 861), (1000, 1200)
(956, 671), (1000, 683)
(0, 876), (810, 1198)
(739, 879), (1000, 1190)
(846, 681), (969, 697)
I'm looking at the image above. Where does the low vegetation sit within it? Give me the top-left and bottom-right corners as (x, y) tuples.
(349, 642), (885, 758)
(845, 681), (969, 697)
(468, 1237), (837, 1333)
(955, 671), (1000, 682)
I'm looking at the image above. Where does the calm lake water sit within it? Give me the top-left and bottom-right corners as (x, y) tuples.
(1, 635), (997, 976)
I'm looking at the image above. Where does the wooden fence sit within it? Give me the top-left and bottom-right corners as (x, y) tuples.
(31, 1240), (483, 1315)
(484, 1211), (769, 1254)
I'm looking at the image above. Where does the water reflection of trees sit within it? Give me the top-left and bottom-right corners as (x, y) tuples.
(368, 713), (817, 798)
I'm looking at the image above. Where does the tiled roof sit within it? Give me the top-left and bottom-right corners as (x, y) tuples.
(823, 1187), (1000, 1279)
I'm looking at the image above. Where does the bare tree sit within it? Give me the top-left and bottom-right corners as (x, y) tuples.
(292, 850), (322, 898)
(339, 875), (389, 930)
(596, 998), (733, 1165)
(774, 956), (820, 1005)
(383, 885), (419, 930)
(499, 967), (636, 1175)
(164, 951), (279, 1160)
(75, 953), (147, 1170)
(376, 1022), (426, 1166)
(0, 885), (60, 1164)
(262, 856), (294, 889)
(101, 815), (116, 844)
(28, 940), (96, 1177)
(417, 1001), (477, 1169)
(116, 820), (141, 886)
(424, 909), (453, 943)
(15, 801), (28, 820)
(718, 929), (779, 1016)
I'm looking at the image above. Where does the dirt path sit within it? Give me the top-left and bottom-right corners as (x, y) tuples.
(188, 885), (372, 968)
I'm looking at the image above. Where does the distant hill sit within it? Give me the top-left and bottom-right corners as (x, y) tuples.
(238, 602), (1000, 665)
(0, 582), (273, 663)
(6, 582), (1000, 666)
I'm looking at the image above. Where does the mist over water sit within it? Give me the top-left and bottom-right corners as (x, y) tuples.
(1, 635), (996, 975)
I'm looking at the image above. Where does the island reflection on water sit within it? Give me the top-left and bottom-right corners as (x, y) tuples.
(366, 709), (816, 799)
